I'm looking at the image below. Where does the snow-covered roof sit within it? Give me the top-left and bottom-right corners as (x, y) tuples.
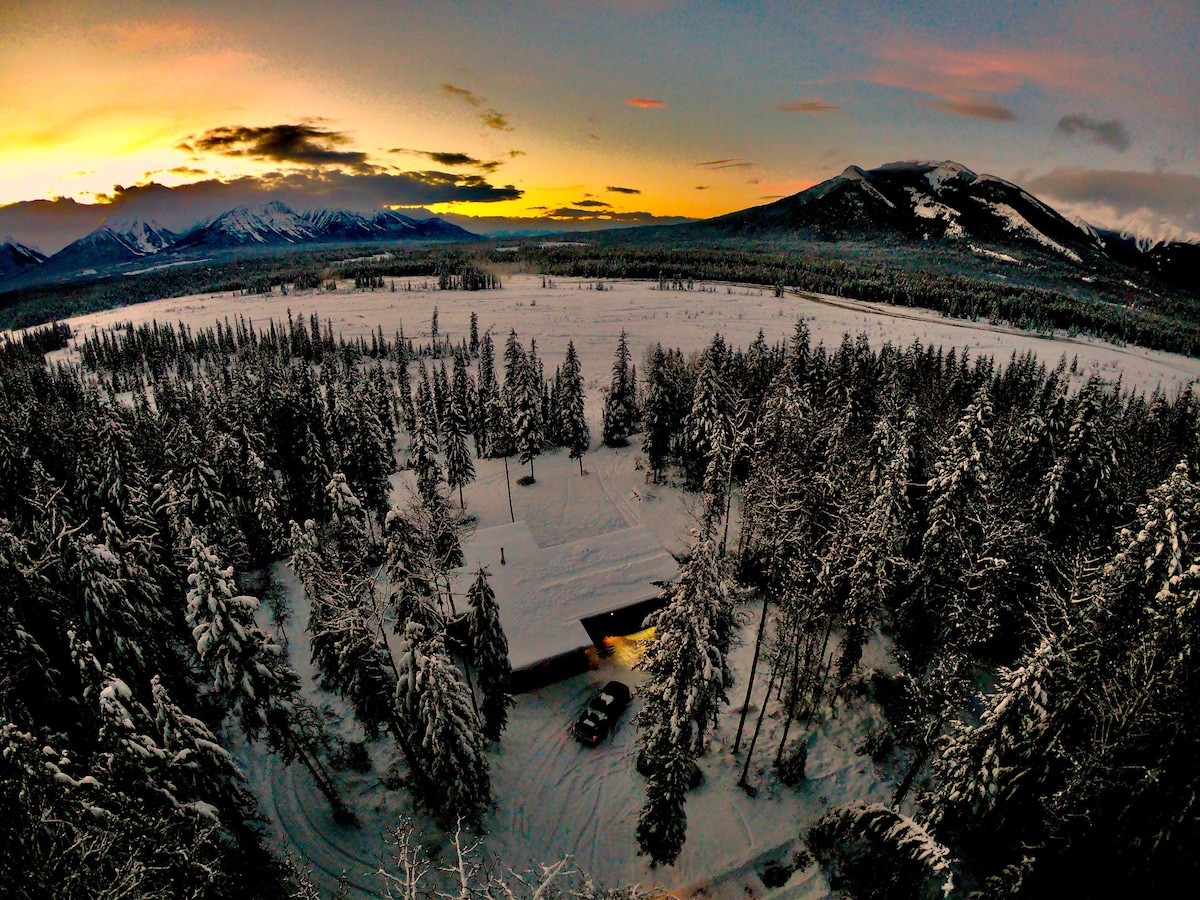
(453, 521), (679, 670)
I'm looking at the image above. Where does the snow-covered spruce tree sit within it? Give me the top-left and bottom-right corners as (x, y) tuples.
(900, 383), (994, 669)
(1037, 459), (1200, 891)
(1038, 376), (1120, 542)
(149, 674), (255, 825)
(635, 738), (692, 868)
(466, 565), (512, 741)
(451, 347), (477, 438)
(395, 622), (491, 828)
(927, 632), (1063, 878)
(409, 406), (443, 503)
(601, 330), (636, 446)
(683, 342), (730, 489)
(444, 394), (476, 508)
(485, 387), (515, 460)
(74, 531), (155, 683)
(837, 408), (915, 684)
(514, 351), (544, 482)
(434, 362), (450, 427)
(475, 330), (498, 455)
(641, 533), (740, 755)
(291, 518), (433, 806)
(416, 361), (439, 438)
(502, 329), (527, 415)
(186, 534), (349, 818)
(384, 499), (451, 631)
(395, 338), (417, 435)
(561, 340), (590, 475)
(326, 472), (370, 572)
(635, 533), (740, 863)
(641, 343), (672, 483)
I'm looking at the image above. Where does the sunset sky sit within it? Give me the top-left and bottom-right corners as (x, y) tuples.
(2, 0), (1198, 250)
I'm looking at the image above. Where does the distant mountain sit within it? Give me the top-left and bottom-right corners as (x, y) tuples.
(1094, 228), (1200, 292)
(691, 160), (1103, 264)
(172, 201), (320, 249)
(47, 217), (179, 275)
(305, 207), (474, 242)
(171, 201), (474, 250)
(0, 236), (46, 279)
(1, 201), (477, 288)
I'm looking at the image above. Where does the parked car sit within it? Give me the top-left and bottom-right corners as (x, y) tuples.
(636, 750), (703, 789)
(571, 680), (631, 746)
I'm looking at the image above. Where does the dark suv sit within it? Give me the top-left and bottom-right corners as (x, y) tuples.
(571, 681), (631, 746)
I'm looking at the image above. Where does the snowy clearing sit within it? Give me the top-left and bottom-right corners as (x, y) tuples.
(45, 273), (1200, 398)
(241, 436), (894, 900)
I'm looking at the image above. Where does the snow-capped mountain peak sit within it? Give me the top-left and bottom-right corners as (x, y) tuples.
(99, 216), (177, 255)
(0, 235), (48, 279)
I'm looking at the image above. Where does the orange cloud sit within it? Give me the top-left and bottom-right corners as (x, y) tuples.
(626, 97), (666, 108)
(924, 94), (1016, 121)
(862, 40), (1092, 121)
(775, 100), (839, 113)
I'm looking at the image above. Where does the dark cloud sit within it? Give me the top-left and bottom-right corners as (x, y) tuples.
(481, 110), (512, 131)
(606, 185), (641, 194)
(543, 207), (682, 223)
(546, 207), (601, 218)
(509, 149), (526, 158)
(923, 96), (1016, 121)
(695, 185), (709, 190)
(1025, 167), (1200, 236)
(697, 158), (753, 169)
(442, 83), (482, 107)
(390, 149), (501, 171)
(180, 123), (369, 167)
(571, 199), (611, 207)
(1055, 115), (1131, 152)
(0, 197), (109, 255)
(775, 100), (839, 113)
(441, 84), (512, 132)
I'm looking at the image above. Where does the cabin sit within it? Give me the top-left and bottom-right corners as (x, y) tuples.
(453, 521), (680, 691)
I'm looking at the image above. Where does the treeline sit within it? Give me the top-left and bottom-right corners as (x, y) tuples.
(0, 244), (502, 331)
(0, 320), (71, 361)
(624, 321), (1200, 896)
(508, 244), (1200, 356)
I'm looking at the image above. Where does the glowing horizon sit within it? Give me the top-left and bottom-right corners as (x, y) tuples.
(2, 0), (1197, 248)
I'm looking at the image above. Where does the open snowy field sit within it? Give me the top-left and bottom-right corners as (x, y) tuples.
(46, 272), (1200, 399)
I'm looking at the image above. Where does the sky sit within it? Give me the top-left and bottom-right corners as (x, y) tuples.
(1, 0), (1198, 251)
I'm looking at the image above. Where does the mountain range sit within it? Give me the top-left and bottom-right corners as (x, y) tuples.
(659, 160), (1197, 291)
(3, 163), (1197, 293)
(1, 201), (475, 287)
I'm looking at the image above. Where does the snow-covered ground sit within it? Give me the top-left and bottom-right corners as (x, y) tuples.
(34, 274), (1200, 897)
(243, 437), (893, 900)
(46, 273), (1200, 399)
